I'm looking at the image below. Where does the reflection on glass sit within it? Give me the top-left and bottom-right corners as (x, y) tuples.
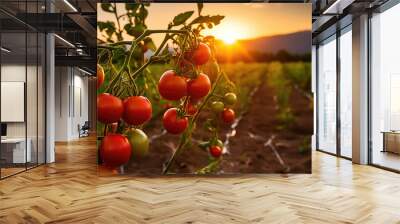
(371, 4), (400, 171)
(0, 0), (46, 178)
(317, 36), (337, 154)
(340, 28), (352, 158)
(27, 31), (38, 169)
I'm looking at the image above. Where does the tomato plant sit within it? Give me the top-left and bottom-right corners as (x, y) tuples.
(98, 3), (236, 174)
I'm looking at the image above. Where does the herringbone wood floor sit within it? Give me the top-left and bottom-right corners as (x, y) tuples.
(0, 137), (400, 224)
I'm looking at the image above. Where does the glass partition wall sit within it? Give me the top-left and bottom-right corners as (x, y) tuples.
(339, 26), (352, 159)
(316, 25), (352, 159)
(0, 2), (46, 179)
(317, 35), (337, 154)
(370, 3), (400, 171)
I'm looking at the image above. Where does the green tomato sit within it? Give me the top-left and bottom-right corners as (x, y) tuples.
(126, 128), (149, 157)
(224, 92), (237, 106)
(210, 101), (224, 113)
(210, 61), (220, 75)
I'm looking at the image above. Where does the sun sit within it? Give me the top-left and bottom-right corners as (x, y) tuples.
(215, 29), (238, 45)
(202, 22), (243, 45)
(220, 35), (237, 45)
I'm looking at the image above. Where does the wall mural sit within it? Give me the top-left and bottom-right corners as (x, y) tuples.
(97, 3), (312, 175)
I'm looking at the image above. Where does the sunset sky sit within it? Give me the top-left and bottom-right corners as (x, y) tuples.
(98, 3), (311, 46)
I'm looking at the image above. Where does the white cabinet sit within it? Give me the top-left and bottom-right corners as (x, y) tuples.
(1, 138), (32, 163)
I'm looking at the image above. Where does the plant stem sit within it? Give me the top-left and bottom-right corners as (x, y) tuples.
(113, 3), (123, 41)
(100, 30), (189, 47)
(104, 29), (187, 94)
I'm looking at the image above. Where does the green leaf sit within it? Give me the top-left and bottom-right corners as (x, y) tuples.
(124, 23), (146, 38)
(190, 15), (225, 26)
(173, 11), (194, 26)
(138, 5), (148, 21)
(195, 160), (220, 174)
(98, 21), (115, 31)
(197, 3), (203, 16)
(101, 3), (114, 13)
(125, 3), (140, 12)
(98, 21), (116, 37)
(198, 141), (210, 150)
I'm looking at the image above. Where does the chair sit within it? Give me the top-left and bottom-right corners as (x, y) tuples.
(79, 121), (90, 138)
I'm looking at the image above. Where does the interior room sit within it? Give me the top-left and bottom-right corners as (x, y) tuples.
(370, 3), (400, 171)
(0, 0), (96, 179)
(0, 0), (399, 223)
(313, 0), (400, 172)
(0, 2), (46, 178)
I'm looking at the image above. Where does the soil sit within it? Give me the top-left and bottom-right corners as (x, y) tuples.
(124, 77), (312, 175)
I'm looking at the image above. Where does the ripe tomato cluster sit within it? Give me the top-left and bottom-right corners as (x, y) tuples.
(157, 43), (212, 135)
(97, 83), (152, 168)
(156, 42), (237, 160)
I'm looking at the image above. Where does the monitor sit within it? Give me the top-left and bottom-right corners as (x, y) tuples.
(1, 123), (7, 137)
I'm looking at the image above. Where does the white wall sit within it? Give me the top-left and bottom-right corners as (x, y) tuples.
(54, 67), (89, 141)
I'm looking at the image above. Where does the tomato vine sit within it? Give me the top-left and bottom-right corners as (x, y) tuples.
(97, 3), (237, 174)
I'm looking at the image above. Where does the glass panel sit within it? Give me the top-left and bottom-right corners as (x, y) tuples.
(371, 4), (400, 171)
(0, 31), (27, 177)
(0, 0), (46, 178)
(339, 28), (352, 158)
(27, 30), (38, 169)
(38, 32), (45, 165)
(317, 36), (337, 154)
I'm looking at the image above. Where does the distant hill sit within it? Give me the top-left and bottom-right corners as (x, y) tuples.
(237, 31), (311, 55)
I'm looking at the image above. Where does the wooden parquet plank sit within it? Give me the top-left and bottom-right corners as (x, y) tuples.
(0, 136), (399, 223)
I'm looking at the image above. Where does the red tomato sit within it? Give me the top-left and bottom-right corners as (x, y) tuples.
(162, 108), (188, 134)
(97, 93), (123, 124)
(187, 73), (211, 99)
(141, 43), (148, 53)
(158, 70), (187, 101)
(100, 134), (131, 167)
(222, 108), (235, 124)
(209, 146), (222, 158)
(186, 103), (197, 115)
(123, 96), (152, 125)
(191, 43), (211, 65)
(97, 64), (105, 88)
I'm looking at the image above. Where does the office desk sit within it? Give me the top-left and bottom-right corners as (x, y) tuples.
(382, 131), (400, 154)
(1, 138), (31, 163)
